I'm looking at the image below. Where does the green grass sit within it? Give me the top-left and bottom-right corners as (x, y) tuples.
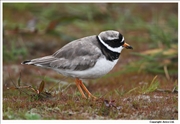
(140, 76), (159, 94)
(3, 40), (28, 62)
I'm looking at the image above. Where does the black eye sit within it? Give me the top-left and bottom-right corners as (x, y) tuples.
(104, 38), (123, 48)
(119, 33), (125, 42)
(119, 33), (123, 39)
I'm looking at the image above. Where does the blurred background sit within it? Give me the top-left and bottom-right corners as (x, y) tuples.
(3, 3), (178, 119)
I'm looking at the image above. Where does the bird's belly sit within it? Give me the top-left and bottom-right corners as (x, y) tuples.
(54, 57), (119, 79)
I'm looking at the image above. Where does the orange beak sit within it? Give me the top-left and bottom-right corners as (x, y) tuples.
(123, 42), (133, 49)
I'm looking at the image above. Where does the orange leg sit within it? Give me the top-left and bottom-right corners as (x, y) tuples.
(75, 78), (87, 99)
(75, 78), (97, 100)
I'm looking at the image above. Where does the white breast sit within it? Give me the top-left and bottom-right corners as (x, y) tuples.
(53, 57), (119, 79)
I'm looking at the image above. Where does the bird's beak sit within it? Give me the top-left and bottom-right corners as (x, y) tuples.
(123, 42), (133, 49)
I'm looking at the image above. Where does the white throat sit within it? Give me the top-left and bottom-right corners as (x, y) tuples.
(97, 35), (124, 53)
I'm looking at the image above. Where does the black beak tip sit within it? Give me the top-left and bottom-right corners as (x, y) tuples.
(126, 46), (133, 49)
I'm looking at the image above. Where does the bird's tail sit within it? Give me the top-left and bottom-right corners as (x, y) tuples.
(21, 56), (56, 67)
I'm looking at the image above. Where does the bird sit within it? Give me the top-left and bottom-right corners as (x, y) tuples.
(22, 30), (133, 100)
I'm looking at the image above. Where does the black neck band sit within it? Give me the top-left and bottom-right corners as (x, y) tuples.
(96, 36), (120, 61)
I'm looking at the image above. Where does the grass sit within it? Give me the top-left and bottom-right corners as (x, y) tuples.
(3, 3), (178, 120)
(3, 40), (28, 62)
(140, 75), (159, 94)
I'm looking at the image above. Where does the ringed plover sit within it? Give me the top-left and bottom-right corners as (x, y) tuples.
(22, 30), (133, 100)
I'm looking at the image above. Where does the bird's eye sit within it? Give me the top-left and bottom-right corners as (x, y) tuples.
(121, 36), (124, 43)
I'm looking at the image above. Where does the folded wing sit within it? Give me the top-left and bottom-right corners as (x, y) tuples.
(22, 36), (101, 71)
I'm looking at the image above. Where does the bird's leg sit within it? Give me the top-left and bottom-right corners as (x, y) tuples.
(78, 79), (97, 100)
(75, 78), (87, 99)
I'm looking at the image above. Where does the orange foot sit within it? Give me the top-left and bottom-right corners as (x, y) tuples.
(75, 78), (97, 100)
